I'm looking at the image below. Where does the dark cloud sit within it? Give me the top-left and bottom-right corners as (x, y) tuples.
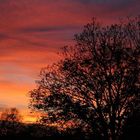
(76, 0), (140, 12)
(0, 33), (10, 40)
(77, 0), (135, 5)
(0, 0), (10, 3)
(19, 25), (80, 33)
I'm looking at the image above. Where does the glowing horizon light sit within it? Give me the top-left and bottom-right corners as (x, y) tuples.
(23, 115), (37, 124)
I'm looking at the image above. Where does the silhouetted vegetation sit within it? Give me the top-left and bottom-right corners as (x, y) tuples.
(0, 107), (22, 122)
(121, 106), (140, 139)
(29, 17), (140, 140)
(0, 17), (139, 140)
(0, 118), (87, 139)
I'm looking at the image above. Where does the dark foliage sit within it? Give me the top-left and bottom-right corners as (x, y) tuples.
(0, 120), (89, 140)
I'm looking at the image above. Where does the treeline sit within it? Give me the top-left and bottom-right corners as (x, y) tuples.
(0, 108), (86, 140)
(0, 108), (140, 140)
(0, 119), (87, 140)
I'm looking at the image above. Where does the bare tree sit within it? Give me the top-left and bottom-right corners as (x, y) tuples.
(29, 17), (140, 140)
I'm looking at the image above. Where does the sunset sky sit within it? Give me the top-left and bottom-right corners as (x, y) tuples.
(0, 0), (140, 122)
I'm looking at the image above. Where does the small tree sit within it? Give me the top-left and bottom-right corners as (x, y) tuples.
(29, 17), (140, 140)
(0, 108), (22, 122)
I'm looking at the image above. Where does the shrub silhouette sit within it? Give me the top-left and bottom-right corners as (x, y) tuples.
(0, 108), (22, 122)
(0, 108), (23, 137)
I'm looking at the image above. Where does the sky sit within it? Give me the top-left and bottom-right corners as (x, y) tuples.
(0, 0), (140, 122)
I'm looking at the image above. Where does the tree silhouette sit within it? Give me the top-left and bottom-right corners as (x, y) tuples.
(0, 108), (23, 137)
(0, 108), (22, 122)
(29, 17), (140, 140)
